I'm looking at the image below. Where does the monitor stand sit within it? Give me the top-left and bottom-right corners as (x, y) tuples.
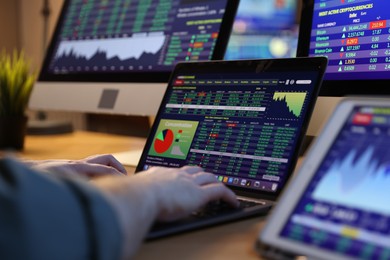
(299, 96), (343, 157)
(299, 135), (315, 157)
(27, 112), (74, 135)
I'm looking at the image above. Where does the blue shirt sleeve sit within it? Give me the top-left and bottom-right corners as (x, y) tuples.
(0, 157), (122, 260)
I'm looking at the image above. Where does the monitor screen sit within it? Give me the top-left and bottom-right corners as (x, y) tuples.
(298, 0), (390, 96)
(29, 0), (238, 116)
(225, 0), (299, 60)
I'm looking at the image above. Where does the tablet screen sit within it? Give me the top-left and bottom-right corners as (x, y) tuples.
(280, 105), (390, 259)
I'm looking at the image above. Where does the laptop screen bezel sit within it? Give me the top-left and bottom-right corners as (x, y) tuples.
(135, 57), (328, 201)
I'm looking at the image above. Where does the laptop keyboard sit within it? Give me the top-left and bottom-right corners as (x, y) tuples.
(191, 199), (266, 218)
(147, 198), (271, 239)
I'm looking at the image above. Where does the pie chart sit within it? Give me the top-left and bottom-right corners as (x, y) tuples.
(154, 129), (174, 153)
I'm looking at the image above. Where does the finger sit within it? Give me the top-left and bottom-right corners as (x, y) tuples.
(107, 156), (127, 175)
(192, 172), (219, 185)
(90, 154), (127, 174)
(181, 165), (204, 174)
(72, 163), (125, 177)
(202, 183), (239, 208)
(85, 154), (127, 175)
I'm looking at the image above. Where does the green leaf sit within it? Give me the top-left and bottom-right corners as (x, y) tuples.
(0, 49), (36, 116)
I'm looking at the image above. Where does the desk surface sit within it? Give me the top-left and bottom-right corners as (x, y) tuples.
(20, 130), (147, 161)
(16, 131), (269, 259)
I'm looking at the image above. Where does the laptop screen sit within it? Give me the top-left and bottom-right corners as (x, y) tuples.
(280, 105), (390, 258)
(136, 58), (326, 196)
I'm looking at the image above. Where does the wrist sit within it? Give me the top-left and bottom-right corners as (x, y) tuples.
(21, 159), (41, 167)
(92, 175), (159, 258)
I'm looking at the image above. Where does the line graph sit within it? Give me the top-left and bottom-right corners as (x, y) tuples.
(55, 34), (166, 61)
(272, 92), (307, 117)
(312, 146), (390, 215)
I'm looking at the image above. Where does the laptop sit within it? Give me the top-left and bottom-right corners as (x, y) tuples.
(135, 57), (328, 240)
(259, 97), (390, 260)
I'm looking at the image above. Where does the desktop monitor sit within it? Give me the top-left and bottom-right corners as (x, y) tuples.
(29, 0), (239, 116)
(297, 0), (390, 136)
(225, 0), (300, 60)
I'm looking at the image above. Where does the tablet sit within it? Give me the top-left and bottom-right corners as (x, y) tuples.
(259, 97), (390, 260)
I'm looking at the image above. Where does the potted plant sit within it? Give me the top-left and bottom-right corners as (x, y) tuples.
(0, 50), (36, 150)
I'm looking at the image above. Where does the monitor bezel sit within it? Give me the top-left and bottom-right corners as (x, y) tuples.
(38, 0), (240, 83)
(297, 0), (390, 96)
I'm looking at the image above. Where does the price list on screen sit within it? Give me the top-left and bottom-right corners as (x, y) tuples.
(60, 0), (177, 38)
(187, 120), (296, 191)
(310, 0), (390, 80)
(143, 74), (315, 192)
(165, 79), (275, 118)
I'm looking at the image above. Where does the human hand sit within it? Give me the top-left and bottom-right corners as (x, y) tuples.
(24, 154), (127, 178)
(93, 165), (238, 258)
(139, 166), (239, 222)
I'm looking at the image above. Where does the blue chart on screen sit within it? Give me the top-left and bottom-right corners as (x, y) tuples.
(54, 34), (165, 68)
(313, 145), (390, 215)
(277, 105), (390, 259)
(48, 0), (230, 73)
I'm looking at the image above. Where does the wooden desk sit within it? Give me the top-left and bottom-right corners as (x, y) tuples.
(16, 131), (268, 259)
(19, 131), (146, 163)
